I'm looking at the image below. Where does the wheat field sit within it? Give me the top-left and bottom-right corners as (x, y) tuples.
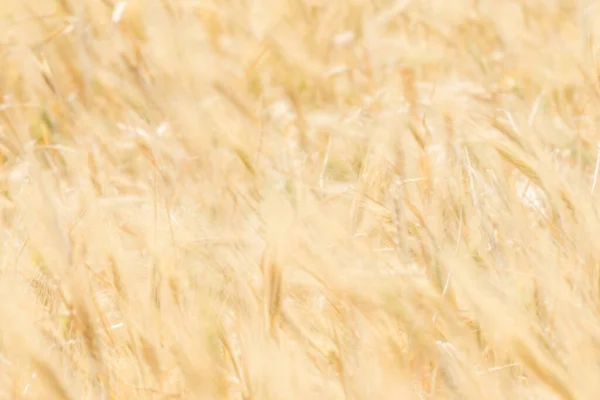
(2, 0), (600, 399)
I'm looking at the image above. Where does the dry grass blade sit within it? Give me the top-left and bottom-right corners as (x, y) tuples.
(510, 338), (575, 400)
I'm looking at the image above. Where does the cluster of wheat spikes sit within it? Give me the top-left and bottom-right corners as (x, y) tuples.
(2, 0), (600, 399)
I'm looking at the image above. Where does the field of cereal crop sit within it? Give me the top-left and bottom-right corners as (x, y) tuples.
(0, 1), (599, 399)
